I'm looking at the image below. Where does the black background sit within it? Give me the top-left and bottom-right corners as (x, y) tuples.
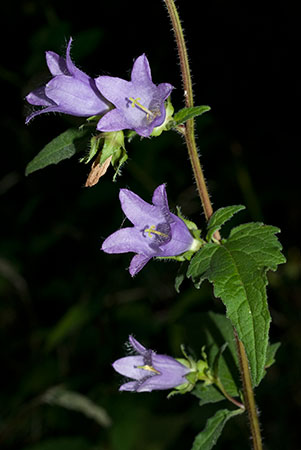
(0, 1), (300, 449)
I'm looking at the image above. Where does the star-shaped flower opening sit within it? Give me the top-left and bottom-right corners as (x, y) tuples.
(96, 55), (173, 137)
(101, 184), (194, 276)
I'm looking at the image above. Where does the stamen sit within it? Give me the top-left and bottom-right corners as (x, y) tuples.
(144, 225), (169, 238)
(128, 97), (160, 122)
(136, 364), (160, 374)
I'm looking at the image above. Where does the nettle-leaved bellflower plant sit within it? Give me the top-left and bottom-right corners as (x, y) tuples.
(113, 336), (191, 392)
(102, 184), (199, 276)
(25, 38), (109, 124)
(95, 54), (173, 137)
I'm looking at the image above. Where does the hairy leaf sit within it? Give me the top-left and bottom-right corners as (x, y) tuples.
(206, 205), (245, 241)
(26, 128), (89, 175)
(191, 408), (243, 450)
(188, 222), (285, 385)
(172, 105), (211, 126)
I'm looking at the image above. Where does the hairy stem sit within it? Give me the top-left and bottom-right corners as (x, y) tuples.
(234, 329), (263, 450)
(163, 1), (263, 449)
(163, 0), (213, 221)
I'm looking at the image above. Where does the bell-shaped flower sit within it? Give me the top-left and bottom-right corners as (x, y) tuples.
(101, 184), (196, 276)
(113, 336), (191, 392)
(95, 54), (173, 137)
(25, 38), (110, 124)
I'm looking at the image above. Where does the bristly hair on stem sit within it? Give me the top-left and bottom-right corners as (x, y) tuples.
(162, 0), (215, 224)
(162, 2), (264, 449)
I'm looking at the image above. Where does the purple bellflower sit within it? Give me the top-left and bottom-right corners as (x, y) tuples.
(25, 38), (109, 124)
(95, 54), (173, 137)
(113, 336), (191, 392)
(101, 184), (195, 276)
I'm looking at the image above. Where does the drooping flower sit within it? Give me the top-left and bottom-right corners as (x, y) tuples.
(113, 336), (191, 392)
(95, 54), (173, 137)
(101, 184), (196, 276)
(25, 38), (110, 124)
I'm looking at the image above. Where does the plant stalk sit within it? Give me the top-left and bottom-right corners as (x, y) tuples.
(163, 0), (213, 222)
(234, 330), (263, 450)
(163, 1), (263, 449)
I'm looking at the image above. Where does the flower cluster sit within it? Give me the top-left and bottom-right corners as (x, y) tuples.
(26, 38), (173, 137)
(113, 336), (191, 392)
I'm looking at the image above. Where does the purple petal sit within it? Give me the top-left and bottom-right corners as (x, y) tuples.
(46, 51), (68, 76)
(96, 109), (130, 132)
(129, 254), (151, 276)
(119, 381), (138, 391)
(137, 354), (189, 391)
(95, 76), (130, 109)
(151, 184), (167, 207)
(45, 75), (108, 116)
(26, 87), (55, 107)
(157, 82), (174, 101)
(112, 355), (145, 380)
(65, 37), (90, 84)
(130, 54), (152, 85)
(25, 105), (63, 124)
(128, 336), (147, 354)
(101, 227), (154, 256)
(119, 189), (166, 227)
(159, 214), (194, 256)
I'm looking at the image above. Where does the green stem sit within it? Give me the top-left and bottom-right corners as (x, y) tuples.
(234, 329), (263, 450)
(163, 1), (263, 449)
(163, 0), (213, 222)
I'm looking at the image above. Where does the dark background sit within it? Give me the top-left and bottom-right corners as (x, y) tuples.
(1, 1), (300, 449)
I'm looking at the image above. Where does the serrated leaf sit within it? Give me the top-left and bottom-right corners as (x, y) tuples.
(206, 205), (245, 241)
(172, 105), (211, 126)
(43, 386), (111, 427)
(26, 128), (89, 175)
(191, 408), (243, 450)
(188, 223), (285, 386)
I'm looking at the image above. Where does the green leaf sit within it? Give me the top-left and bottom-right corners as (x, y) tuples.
(190, 312), (241, 404)
(26, 128), (89, 175)
(193, 384), (225, 406)
(265, 342), (281, 369)
(43, 386), (111, 427)
(175, 262), (189, 293)
(172, 105), (211, 127)
(191, 408), (243, 450)
(206, 205), (245, 241)
(188, 223), (285, 386)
